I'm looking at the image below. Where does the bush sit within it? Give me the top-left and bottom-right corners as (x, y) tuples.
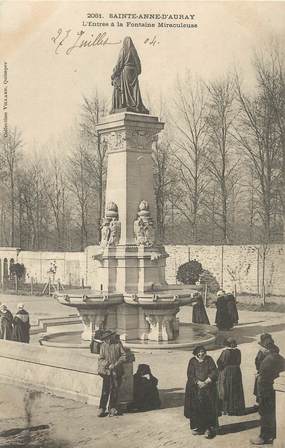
(176, 260), (203, 285)
(199, 269), (220, 293)
(10, 263), (26, 281)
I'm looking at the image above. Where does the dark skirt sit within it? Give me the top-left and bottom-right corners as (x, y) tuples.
(184, 382), (219, 430)
(218, 366), (245, 415)
(192, 304), (210, 325)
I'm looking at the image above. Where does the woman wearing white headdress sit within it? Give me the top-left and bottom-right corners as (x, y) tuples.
(0, 304), (13, 340)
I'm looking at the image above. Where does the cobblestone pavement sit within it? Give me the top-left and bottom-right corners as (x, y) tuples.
(0, 294), (284, 448)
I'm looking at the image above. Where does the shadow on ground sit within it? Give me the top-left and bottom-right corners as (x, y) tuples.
(218, 418), (260, 435)
(159, 388), (185, 409)
(209, 322), (285, 349)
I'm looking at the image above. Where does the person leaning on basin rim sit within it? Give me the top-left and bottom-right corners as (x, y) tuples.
(97, 330), (127, 417)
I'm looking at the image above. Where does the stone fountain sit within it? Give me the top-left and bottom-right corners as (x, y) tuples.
(55, 37), (200, 344)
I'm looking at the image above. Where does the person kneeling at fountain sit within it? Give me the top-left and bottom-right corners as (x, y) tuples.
(97, 330), (127, 417)
(133, 364), (161, 411)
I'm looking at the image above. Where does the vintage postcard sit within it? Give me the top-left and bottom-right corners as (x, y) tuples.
(0, 1), (285, 448)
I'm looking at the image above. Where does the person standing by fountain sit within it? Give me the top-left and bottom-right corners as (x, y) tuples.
(226, 293), (239, 326)
(184, 346), (219, 439)
(217, 337), (245, 416)
(191, 292), (210, 325)
(0, 304), (13, 340)
(215, 290), (234, 331)
(12, 304), (30, 343)
(97, 330), (127, 417)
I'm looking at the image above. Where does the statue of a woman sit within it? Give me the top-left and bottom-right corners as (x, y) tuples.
(111, 36), (149, 114)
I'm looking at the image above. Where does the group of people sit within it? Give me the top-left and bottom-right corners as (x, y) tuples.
(94, 327), (284, 445)
(184, 333), (284, 445)
(190, 289), (239, 330)
(0, 303), (30, 343)
(94, 329), (160, 418)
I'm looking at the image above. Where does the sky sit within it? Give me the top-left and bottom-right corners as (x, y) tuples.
(1, 1), (285, 152)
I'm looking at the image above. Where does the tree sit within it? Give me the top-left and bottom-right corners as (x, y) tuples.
(252, 42), (285, 241)
(0, 127), (22, 246)
(205, 76), (240, 244)
(80, 94), (108, 242)
(67, 144), (91, 250)
(235, 73), (281, 243)
(170, 74), (209, 242)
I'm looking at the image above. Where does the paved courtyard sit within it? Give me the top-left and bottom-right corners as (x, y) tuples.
(0, 294), (284, 448)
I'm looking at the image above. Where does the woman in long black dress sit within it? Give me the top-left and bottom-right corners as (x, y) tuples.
(217, 337), (245, 415)
(12, 304), (30, 343)
(226, 293), (239, 326)
(0, 304), (13, 340)
(215, 290), (234, 330)
(184, 346), (219, 439)
(191, 292), (210, 325)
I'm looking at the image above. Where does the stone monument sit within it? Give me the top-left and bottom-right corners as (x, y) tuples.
(56, 37), (196, 343)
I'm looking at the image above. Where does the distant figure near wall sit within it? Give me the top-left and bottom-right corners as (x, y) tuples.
(191, 292), (210, 325)
(0, 304), (13, 340)
(110, 36), (149, 114)
(12, 304), (30, 343)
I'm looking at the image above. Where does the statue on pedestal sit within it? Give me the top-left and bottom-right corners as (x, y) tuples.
(110, 36), (149, 115)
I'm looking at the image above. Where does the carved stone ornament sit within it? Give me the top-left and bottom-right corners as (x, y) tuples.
(103, 131), (126, 152)
(134, 200), (155, 247)
(100, 202), (121, 247)
(128, 129), (158, 151)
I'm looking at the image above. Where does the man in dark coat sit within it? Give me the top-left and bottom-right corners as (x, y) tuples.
(0, 304), (13, 340)
(97, 331), (127, 417)
(250, 342), (285, 445)
(13, 304), (30, 343)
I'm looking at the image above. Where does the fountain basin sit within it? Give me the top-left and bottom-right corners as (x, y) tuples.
(39, 323), (217, 351)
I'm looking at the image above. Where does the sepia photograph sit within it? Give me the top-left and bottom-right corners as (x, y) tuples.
(0, 0), (285, 447)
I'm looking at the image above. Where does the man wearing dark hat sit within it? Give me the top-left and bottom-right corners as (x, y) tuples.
(251, 338), (285, 445)
(97, 330), (127, 417)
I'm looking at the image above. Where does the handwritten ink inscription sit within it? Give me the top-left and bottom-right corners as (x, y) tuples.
(51, 29), (121, 55)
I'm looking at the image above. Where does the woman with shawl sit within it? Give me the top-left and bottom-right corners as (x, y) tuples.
(111, 36), (149, 114)
(184, 345), (219, 439)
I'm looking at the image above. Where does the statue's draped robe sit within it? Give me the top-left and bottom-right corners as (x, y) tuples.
(111, 37), (149, 114)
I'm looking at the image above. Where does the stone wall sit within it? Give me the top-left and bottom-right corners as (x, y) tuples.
(0, 244), (284, 295)
(165, 244), (285, 296)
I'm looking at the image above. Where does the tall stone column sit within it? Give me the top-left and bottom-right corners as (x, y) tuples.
(95, 112), (164, 294)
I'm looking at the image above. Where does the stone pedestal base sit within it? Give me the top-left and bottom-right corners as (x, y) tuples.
(143, 307), (179, 342)
(274, 372), (285, 448)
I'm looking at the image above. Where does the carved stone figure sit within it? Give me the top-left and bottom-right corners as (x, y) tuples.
(110, 36), (149, 114)
(134, 200), (155, 247)
(134, 217), (146, 245)
(100, 218), (111, 248)
(108, 218), (121, 246)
